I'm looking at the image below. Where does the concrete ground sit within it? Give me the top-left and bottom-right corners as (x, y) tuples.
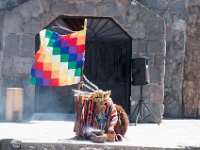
(0, 117), (200, 150)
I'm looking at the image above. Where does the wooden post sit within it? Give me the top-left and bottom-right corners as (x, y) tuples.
(6, 88), (23, 122)
(74, 19), (87, 135)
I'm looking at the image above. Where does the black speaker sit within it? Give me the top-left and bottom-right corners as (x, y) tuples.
(131, 57), (150, 85)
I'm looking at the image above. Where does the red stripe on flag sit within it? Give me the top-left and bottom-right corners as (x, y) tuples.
(35, 62), (43, 70)
(69, 38), (77, 46)
(51, 78), (59, 86)
(77, 45), (85, 53)
(35, 53), (40, 61)
(61, 35), (70, 40)
(43, 71), (51, 78)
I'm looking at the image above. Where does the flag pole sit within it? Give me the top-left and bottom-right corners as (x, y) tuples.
(74, 19), (87, 135)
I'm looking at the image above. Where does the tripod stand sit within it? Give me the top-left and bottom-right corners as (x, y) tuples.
(130, 85), (160, 126)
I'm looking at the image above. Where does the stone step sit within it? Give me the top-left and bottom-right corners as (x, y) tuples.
(0, 139), (198, 150)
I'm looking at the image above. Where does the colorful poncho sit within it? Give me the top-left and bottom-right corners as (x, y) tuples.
(30, 27), (86, 86)
(74, 97), (118, 137)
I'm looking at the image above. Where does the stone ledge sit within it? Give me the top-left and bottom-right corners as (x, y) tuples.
(0, 140), (199, 150)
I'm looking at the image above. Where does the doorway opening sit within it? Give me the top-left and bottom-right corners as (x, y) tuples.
(34, 16), (132, 114)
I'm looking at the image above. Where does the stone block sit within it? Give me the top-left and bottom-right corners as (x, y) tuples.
(21, 76), (35, 120)
(21, 34), (35, 57)
(40, 0), (50, 12)
(0, 51), (2, 78)
(136, 0), (148, 6)
(174, 31), (185, 50)
(150, 67), (161, 84)
(146, 23), (165, 40)
(54, 144), (74, 150)
(0, 31), (2, 50)
(2, 55), (33, 77)
(0, 139), (21, 150)
(166, 42), (175, 63)
(12, 56), (33, 77)
(75, 2), (97, 16)
(4, 9), (22, 33)
(147, 40), (165, 53)
(154, 55), (164, 67)
(150, 85), (164, 104)
(130, 21), (145, 39)
(172, 79), (183, 91)
(97, 3), (125, 16)
(166, 27), (175, 41)
(18, 0), (43, 23)
(131, 85), (140, 101)
(164, 90), (182, 117)
(125, 3), (140, 21)
(1, 56), (13, 76)
(138, 7), (163, 25)
(132, 39), (146, 54)
(168, 0), (187, 15)
(172, 19), (187, 31)
(145, 0), (166, 11)
(0, 1), (7, 10)
(164, 64), (172, 88)
(144, 103), (163, 123)
(38, 144), (54, 150)
(148, 54), (154, 66)
(187, 22), (200, 37)
(23, 19), (42, 34)
(183, 81), (199, 117)
(4, 34), (20, 56)
(188, 0), (200, 7)
(0, 11), (4, 31)
(51, 1), (77, 16)
(163, 11), (172, 27)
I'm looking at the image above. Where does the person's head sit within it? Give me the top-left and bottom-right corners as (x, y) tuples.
(91, 90), (111, 105)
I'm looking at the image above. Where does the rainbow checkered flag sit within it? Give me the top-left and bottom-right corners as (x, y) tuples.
(30, 20), (87, 86)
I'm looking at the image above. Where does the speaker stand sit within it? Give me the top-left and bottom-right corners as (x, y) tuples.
(130, 85), (160, 126)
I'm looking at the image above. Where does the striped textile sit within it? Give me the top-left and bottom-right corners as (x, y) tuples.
(30, 26), (86, 86)
(74, 97), (118, 136)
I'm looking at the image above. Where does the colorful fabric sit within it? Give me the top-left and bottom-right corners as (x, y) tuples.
(30, 27), (86, 86)
(74, 97), (118, 136)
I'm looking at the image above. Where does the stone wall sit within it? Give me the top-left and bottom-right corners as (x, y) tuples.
(137, 0), (188, 117)
(0, 0), (165, 122)
(0, 0), (29, 11)
(183, 0), (200, 117)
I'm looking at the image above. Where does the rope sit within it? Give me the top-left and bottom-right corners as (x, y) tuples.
(83, 75), (99, 91)
(82, 83), (96, 92)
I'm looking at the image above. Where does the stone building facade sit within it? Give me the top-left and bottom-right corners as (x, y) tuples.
(138, 0), (200, 118)
(0, 0), (165, 122)
(1, 0), (199, 121)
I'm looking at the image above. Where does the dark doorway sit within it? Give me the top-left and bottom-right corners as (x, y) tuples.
(34, 16), (132, 114)
(85, 40), (130, 112)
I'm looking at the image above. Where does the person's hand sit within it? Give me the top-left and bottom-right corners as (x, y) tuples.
(108, 127), (114, 133)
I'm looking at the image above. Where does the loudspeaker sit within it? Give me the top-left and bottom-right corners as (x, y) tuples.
(131, 57), (150, 85)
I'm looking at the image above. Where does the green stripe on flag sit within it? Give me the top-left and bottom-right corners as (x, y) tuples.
(48, 39), (55, 47)
(30, 77), (36, 85)
(61, 54), (69, 62)
(68, 61), (76, 69)
(53, 47), (60, 55)
(45, 30), (53, 38)
(75, 68), (82, 76)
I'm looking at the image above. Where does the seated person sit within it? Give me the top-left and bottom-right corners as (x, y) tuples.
(74, 90), (129, 141)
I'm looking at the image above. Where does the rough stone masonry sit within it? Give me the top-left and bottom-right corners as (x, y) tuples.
(0, 0), (165, 122)
(9, 0), (200, 121)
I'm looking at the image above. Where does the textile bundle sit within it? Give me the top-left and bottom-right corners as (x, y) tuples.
(30, 25), (86, 86)
(74, 90), (118, 137)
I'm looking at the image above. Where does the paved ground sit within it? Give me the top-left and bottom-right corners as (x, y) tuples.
(0, 118), (200, 149)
